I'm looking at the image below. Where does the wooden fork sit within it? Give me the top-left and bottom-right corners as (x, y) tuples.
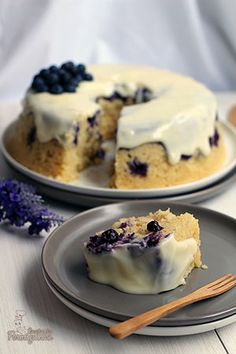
(109, 274), (236, 339)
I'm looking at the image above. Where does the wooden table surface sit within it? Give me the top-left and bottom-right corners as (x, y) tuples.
(0, 95), (236, 354)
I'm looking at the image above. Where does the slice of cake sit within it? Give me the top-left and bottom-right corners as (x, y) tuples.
(83, 209), (201, 294)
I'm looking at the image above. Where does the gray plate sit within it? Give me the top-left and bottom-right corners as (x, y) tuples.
(43, 269), (236, 336)
(42, 201), (236, 327)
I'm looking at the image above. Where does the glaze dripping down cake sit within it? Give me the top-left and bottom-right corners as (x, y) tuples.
(83, 209), (201, 294)
(7, 62), (226, 188)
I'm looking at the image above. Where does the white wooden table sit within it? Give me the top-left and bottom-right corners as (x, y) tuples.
(0, 95), (236, 354)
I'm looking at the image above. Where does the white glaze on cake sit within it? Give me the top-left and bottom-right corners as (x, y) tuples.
(84, 234), (197, 294)
(118, 85), (217, 164)
(26, 86), (101, 143)
(25, 65), (217, 163)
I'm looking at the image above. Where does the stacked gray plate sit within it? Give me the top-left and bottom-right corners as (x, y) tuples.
(42, 201), (236, 336)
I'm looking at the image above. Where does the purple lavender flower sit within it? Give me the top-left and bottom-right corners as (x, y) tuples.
(0, 179), (64, 235)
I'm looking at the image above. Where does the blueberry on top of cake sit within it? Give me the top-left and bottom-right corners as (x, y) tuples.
(83, 209), (202, 294)
(31, 62), (93, 94)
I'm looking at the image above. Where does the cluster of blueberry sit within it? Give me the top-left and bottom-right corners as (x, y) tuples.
(31, 62), (93, 94)
(87, 229), (122, 254)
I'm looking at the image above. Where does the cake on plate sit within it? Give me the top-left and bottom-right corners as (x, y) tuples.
(7, 62), (226, 187)
(83, 209), (201, 294)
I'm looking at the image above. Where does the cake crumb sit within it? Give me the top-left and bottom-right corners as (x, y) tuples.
(201, 264), (208, 270)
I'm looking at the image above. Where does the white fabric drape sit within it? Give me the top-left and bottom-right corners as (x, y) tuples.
(1, 0), (236, 100)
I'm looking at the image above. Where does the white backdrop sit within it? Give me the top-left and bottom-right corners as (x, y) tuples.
(1, 0), (236, 101)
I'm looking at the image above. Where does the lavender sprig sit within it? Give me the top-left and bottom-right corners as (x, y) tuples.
(0, 179), (65, 235)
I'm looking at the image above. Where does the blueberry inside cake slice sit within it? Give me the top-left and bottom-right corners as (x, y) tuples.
(83, 209), (201, 294)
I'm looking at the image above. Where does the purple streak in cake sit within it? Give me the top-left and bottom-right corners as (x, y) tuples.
(87, 116), (96, 127)
(120, 233), (135, 243)
(128, 158), (148, 177)
(87, 110), (100, 128)
(209, 128), (219, 147)
(73, 123), (80, 145)
(96, 86), (153, 105)
(181, 154), (191, 161)
(87, 230), (123, 254)
(27, 126), (36, 146)
(95, 148), (105, 160)
(98, 91), (131, 104)
(86, 223), (169, 254)
(143, 232), (168, 247)
(135, 87), (153, 103)
(96, 91), (122, 102)
(119, 221), (131, 229)
(181, 128), (219, 160)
